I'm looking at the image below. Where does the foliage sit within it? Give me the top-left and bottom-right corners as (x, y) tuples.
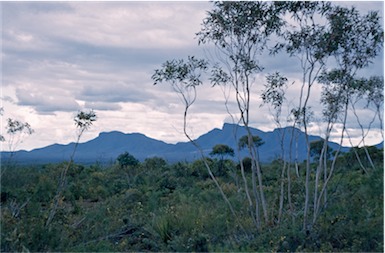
(238, 135), (265, 150)
(154, 0), (383, 234)
(2, 115), (34, 159)
(310, 139), (332, 160)
(262, 72), (289, 110)
(210, 144), (234, 158)
(1, 147), (382, 252)
(74, 110), (97, 131)
(6, 118), (33, 136)
(197, 1), (283, 50)
(152, 56), (208, 110)
(1, 1), (383, 252)
(46, 110), (97, 228)
(116, 151), (139, 169)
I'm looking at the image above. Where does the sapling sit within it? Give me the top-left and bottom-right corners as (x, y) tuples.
(1, 109), (34, 174)
(198, 1), (286, 227)
(152, 56), (246, 234)
(46, 110), (96, 228)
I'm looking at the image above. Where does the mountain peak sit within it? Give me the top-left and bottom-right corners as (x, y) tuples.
(222, 122), (236, 130)
(98, 130), (125, 137)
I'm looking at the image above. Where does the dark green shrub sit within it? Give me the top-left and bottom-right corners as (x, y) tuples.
(116, 152), (139, 169)
(144, 157), (167, 170)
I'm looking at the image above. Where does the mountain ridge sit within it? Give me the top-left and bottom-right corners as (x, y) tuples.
(1, 123), (382, 165)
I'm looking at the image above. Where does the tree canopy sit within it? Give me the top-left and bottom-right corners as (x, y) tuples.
(117, 152), (139, 168)
(238, 135), (265, 150)
(210, 144), (235, 158)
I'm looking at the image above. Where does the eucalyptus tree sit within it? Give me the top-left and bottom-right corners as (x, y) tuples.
(350, 76), (384, 170)
(46, 110), (97, 228)
(1, 114), (34, 175)
(238, 134), (264, 166)
(4, 118), (33, 153)
(152, 56), (244, 232)
(347, 77), (378, 171)
(152, 56), (207, 137)
(197, 1), (284, 226)
(238, 135), (264, 151)
(210, 144), (234, 161)
(261, 72), (292, 224)
(356, 76), (384, 170)
(151, 0), (383, 234)
(316, 69), (351, 213)
(210, 144), (234, 175)
(313, 5), (384, 225)
(237, 133), (266, 228)
(1, 108), (34, 172)
(365, 76), (384, 140)
(274, 1), (334, 230)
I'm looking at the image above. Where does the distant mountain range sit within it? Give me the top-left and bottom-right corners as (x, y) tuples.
(1, 123), (383, 165)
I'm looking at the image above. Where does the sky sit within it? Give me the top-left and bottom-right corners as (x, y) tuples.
(1, 1), (384, 152)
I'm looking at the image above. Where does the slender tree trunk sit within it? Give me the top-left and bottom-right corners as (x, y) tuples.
(287, 162), (294, 224)
(46, 133), (83, 228)
(313, 137), (328, 223)
(251, 159), (261, 227)
(288, 116), (299, 223)
(376, 105), (384, 140)
(323, 141), (328, 207)
(301, 57), (322, 231)
(345, 131), (369, 174)
(235, 128), (259, 229)
(302, 86), (313, 231)
(278, 161), (286, 224)
(245, 126), (269, 224)
(303, 125), (311, 231)
(351, 101), (376, 170)
(182, 103), (247, 235)
(277, 128), (286, 224)
(232, 68), (268, 227)
(313, 99), (349, 224)
(229, 74), (261, 230)
(229, 121), (260, 229)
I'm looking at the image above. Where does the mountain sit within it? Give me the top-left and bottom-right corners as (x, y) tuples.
(375, 141), (384, 149)
(0, 123), (359, 165)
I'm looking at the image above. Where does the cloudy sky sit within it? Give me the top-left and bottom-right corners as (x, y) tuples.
(1, 1), (384, 152)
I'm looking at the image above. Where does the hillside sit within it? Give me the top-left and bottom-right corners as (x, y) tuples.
(0, 123), (359, 164)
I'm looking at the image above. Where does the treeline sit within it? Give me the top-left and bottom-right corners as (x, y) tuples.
(1, 146), (383, 252)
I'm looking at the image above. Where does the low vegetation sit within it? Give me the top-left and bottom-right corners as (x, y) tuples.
(1, 1), (383, 252)
(1, 147), (382, 252)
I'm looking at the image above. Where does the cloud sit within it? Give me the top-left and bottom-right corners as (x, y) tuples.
(15, 87), (80, 114)
(2, 2), (209, 50)
(78, 81), (154, 104)
(2, 1), (209, 116)
(84, 102), (122, 111)
(1, 96), (15, 104)
(1, 1), (383, 151)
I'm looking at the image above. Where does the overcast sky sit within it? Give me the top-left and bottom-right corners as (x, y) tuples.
(1, 1), (384, 152)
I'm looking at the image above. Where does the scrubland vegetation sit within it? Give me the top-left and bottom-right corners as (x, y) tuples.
(1, 146), (383, 252)
(1, 1), (384, 252)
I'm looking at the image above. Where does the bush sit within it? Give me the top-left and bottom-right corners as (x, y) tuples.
(116, 152), (139, 169)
